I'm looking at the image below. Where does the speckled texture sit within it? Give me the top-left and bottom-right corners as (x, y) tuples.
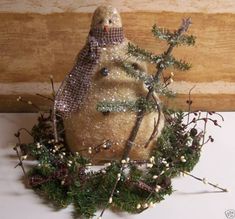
(64, 6), (164, 162)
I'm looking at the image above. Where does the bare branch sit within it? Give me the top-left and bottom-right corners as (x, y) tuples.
(182, 171), (228, 192)
(144, 94), (162, 148)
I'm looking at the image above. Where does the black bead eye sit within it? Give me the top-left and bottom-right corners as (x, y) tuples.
(99, 19), (103, 24)
(100, 67), (109, 76)
(109, 19), (112, 24)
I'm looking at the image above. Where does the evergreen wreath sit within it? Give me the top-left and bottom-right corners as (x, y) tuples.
(14, 18), (226, 219)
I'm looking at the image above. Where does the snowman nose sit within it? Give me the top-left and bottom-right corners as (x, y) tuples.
(103, 25), (109, 32)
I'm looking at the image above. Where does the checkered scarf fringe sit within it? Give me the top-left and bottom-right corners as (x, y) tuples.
(54, 27), (124, 118)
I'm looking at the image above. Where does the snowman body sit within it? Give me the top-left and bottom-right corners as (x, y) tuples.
(64, 38), (164, 162)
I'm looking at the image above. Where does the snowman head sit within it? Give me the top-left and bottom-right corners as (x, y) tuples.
(91, 5), (122, 32)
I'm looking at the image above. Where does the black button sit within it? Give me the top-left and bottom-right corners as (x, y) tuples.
(100, 67), (109, 76)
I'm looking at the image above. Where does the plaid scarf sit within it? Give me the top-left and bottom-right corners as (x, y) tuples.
(54, 27), (124, 117)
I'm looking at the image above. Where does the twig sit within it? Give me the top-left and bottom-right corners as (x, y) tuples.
(47, 74), (59, 143)
(36, 93), (54, 102)
(52, 106), (59, 143)
(99, 170), (122, 218)
(213, 112), (224, 121)
(144, 94), (162, 148)
(17, 128), (33, 137)
(13, 144), (27, 177)
(48, 75), (61, 143)
(17, 96), (41, 111)
(202, 112), (208, 144)
(89, 140), (112, 160)
(182, 171), (228, 192)
(50, 75), (56, 99)
(138, 167), (169, 213)
(186, 117), (221, 128)
(187, 85), (196, 124)
(200, 135), (213, 147)
(129, 160), (149, 165)
(75, 140), (112, 160)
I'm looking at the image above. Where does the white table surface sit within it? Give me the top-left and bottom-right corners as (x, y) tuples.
(0, 113), (234, 219)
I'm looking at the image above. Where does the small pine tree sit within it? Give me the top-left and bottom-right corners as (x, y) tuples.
(96, 18), (196, 159)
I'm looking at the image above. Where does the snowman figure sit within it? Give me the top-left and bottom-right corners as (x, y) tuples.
(54, 5), (164, 163)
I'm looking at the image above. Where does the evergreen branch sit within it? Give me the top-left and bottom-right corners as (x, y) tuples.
(152, 18), (195, 46)
(97, 100), (134, 112)
(121, 61), (153, 84)
(160, 55), (192, 71)
(152, 25), (195, 46)
(173, 58), (192, 71)
(127, 41), (191, 73)
(16, 104), (221, 217)
(153, 83), (176, 97)
(175, 34), (196, 46)
(128, 43), (163, 64)
(152, 25), (172, 41)
(121, 62), (175, 97)
(96, 98), (157, 113)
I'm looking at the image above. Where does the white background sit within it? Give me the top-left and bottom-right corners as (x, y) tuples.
(0, 113), (234, 219)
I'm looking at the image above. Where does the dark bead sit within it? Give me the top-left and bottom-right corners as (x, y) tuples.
(186, 100), (193, 105)
(100, 67), (109, 76)
(132, 63), (139, 70)
(190, 128), (198, 137)
(102, 111), (110, 116)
